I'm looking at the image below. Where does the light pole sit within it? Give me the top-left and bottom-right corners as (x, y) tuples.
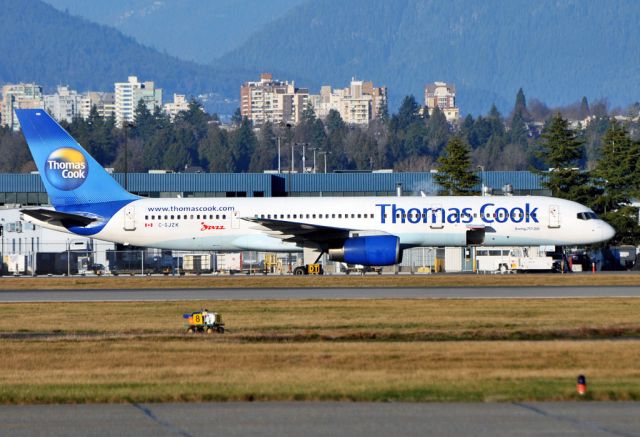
(477, 165), (485, 196)
(301, 143), (307, 173)
(277, 137), (281, 173)
(311, 148), (322, 173)
(123, 122), (134, 190)
(294, 143), (309, 173)
(318, 151), (330, 173)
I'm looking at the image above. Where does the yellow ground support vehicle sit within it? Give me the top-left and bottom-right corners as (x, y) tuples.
(182, 311), (225, 334)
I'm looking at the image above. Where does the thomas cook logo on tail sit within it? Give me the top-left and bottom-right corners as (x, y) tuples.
(44, 148), (88, 190)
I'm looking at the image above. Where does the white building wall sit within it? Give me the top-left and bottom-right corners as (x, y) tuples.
(44, 86), (83, 123)
(114, 76), (162, 126)
(1, 83), (44, 130)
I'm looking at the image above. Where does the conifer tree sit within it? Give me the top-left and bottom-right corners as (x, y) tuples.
(592, 121), (637, 212)
(590, 122), (640, 244)
(537, 113), (590, 202)
(434, 136), (479, 195)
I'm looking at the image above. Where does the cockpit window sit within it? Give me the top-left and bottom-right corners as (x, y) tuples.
(577, 212), (598, 220)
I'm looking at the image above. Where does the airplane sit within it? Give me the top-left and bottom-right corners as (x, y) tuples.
(15, 109), (615, 274)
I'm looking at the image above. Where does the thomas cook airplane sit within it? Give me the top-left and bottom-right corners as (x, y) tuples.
(15, 109), (615, 273)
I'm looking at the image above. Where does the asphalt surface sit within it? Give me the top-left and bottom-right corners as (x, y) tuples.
(1, 402), (639, 437)
(0, 286), (639, 302)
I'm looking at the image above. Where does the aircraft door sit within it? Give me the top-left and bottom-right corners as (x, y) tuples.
(231, 211), (241, 229)
(124, 204), (136, 231)
(548, 205), (560, 228)
(430, 204), (444, 229)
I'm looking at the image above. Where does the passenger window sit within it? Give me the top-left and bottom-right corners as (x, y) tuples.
(145, 215), (148, 220)
(293, 214), (297, 219)
(306, 214), (310, 219)
(338, 214), (342, 218)
(357, 214), (361, 218)
(287, 214), (291, 219)
(197, 215), (200, 219)
(222, 215), (226, 219)
(332, 214), (336, 218)
(164, 215), (168, 220)
(170, 215), (174, 220)
(312, 214), (316, 219)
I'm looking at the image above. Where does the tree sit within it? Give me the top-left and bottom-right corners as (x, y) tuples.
(199, 124), (233, 172)
(578, 96), (590, 119)
(591, 121), (637, 212)
(396, 95), (421, 130)
(590, 122), (640, 244)
(512, 87), (531, 121)
(231, 108), (242, 125)
(231, 117), (258, 172)
(537, 113), (590, 202)
(425, 106), (449, 156)
(434, 136), (479, 195)
(132, 99), (155, 141)
(249, 123), (278, 172)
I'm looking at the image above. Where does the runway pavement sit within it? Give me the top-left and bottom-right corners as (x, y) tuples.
(1, 402), (639, 436)
(0, 285), (639, 302)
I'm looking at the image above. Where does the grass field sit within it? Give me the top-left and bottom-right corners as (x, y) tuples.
(0, 272), (639, 290)
(1, 298), (640, 403)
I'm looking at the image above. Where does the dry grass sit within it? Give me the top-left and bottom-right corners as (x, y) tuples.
(0, 273), (639, 290)
(1, 298), (640, 403)
(1, 340), (639, 403)
(1, 298), (640, 340)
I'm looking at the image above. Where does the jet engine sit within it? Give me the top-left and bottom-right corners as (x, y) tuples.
(328, 235), (401, 266)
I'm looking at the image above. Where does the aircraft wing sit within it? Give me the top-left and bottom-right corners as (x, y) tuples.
(243, 217), (352, 247)
(20, 208), (98, 227)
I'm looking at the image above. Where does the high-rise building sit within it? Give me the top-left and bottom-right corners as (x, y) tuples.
(240, 73), (309, 126)
(425, 81), (459, 122)
(80, 92), (115, 120)
(1, 83), (44, 130)
(114, 76), (162, 126)
(44, 86), (83, 123)
(163, 94), (190, 120)
(308, 78), (387, 126)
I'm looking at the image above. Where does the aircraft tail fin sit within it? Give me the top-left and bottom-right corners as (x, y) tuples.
(15, 109), (138, 209)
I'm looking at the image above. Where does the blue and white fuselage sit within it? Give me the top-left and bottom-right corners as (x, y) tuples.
(15, 109), (615, 266)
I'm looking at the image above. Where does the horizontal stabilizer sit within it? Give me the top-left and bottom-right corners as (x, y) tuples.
(20, 208), (98, 227)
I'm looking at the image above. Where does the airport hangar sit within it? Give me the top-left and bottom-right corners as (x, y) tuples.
(0, 171), (550, 275)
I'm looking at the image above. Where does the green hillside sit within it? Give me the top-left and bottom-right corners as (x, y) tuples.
(217, 0), (640, 114)
(0, 0), (250, 113)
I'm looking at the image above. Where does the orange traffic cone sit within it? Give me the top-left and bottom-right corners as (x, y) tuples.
(577, 375), (587, 395)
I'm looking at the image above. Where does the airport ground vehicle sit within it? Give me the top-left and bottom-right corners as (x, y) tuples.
(342, 263), (383, 275)
(475, 246), (555, 273)
(183, 311), (225, 334)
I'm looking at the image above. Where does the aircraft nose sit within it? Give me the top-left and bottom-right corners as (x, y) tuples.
(600, 222), (616, 241)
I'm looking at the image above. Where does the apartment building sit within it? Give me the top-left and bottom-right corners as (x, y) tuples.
(163, 94), (190, 120)
(43, 86), (83, 123)
(80, 92), (115, 120)
(308, 78), (387, 126)
(114, 76), (162, 126)
(240, 73), (309, 125)
(0, 83), (44, 130)
(424, 81), (460, 122)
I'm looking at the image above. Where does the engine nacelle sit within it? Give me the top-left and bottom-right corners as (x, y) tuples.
(328, 235), (401, 266)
